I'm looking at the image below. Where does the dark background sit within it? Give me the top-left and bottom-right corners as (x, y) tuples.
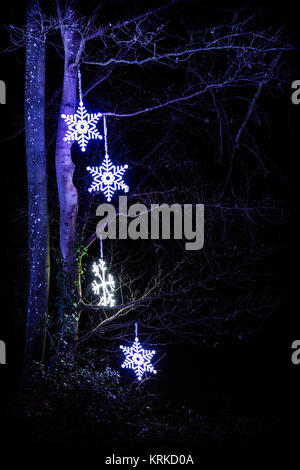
(0, 0), (298, 456)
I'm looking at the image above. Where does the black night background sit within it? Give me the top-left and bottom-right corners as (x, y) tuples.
(0, 0), (298, 463)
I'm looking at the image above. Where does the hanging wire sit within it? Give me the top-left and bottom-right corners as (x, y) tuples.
(135, 322), (138, 338)
(78, 65), (83, 103)
(100, 234), (103, 259)
(103, 115), (108, 155)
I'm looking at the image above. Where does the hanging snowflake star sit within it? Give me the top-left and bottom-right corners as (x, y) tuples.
(86, 153), (129, 201)
(61, 100), (103, 152)
(91, 259), (115, 307)
(120, 337), (157, 381)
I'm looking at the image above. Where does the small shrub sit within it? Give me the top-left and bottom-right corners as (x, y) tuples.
(24, 352), (147, 426)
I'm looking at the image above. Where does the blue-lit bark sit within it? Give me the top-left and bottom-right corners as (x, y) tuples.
(55, 6), (81, 353)
(23, 0), (49, 372)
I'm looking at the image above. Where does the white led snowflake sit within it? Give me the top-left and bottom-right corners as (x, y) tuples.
(91, 259), (115, 307)
(120, 337), (157, 381)
(61, 100), (103, 152)
(86, 153), (129, 201)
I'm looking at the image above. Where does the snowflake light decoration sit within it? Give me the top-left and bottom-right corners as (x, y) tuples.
(91, 259), (115, 307)
(61, 100), (103, 152)
(120, 337), (157, 381)
(86, 153), (129, 201)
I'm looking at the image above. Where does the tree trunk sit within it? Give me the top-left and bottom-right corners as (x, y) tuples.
(55, 10), (81, 353)
(23, 0), (49, 375)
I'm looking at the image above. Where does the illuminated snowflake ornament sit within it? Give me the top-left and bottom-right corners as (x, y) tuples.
(61, 100), (103, 152)
(91, 259), (115, 307)
(120, 336), (157, 381)
(86, 153), (129, 201)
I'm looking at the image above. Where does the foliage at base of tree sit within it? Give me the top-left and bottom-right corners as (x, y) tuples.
(19, 353), (150, 427)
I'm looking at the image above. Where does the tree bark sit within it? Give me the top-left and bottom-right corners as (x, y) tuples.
(55, 8), (81, 352)
(23, 0), (50, 374)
